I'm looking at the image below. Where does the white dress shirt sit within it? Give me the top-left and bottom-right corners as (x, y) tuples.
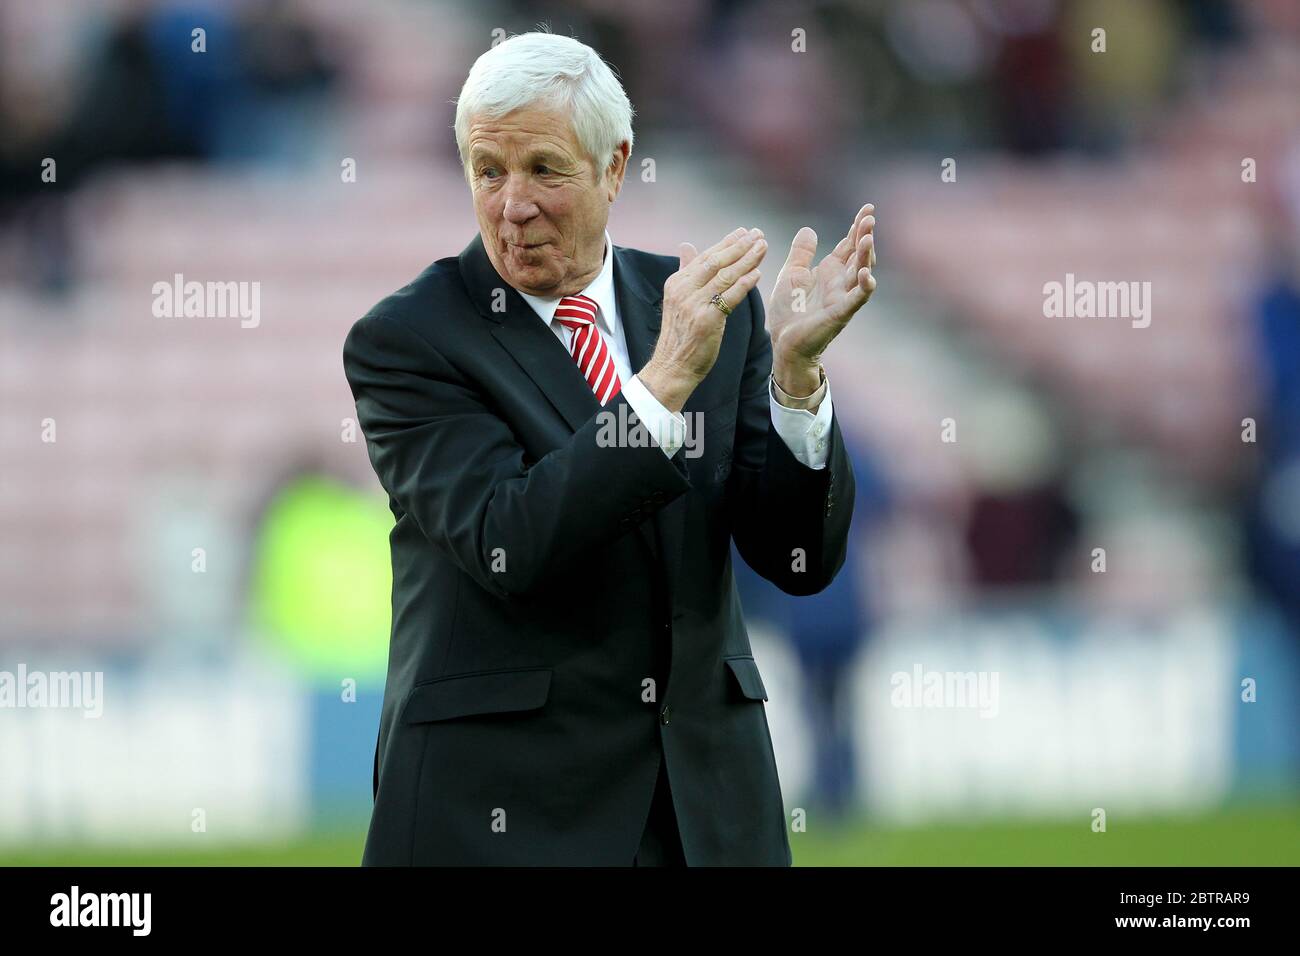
(517, 231), (834, 469)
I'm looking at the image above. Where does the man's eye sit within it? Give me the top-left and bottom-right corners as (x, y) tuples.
(480, 167), (500, 180)
(535, 165), (553, 175)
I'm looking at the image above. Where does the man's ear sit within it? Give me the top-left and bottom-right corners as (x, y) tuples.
(605, 141), (631, 203)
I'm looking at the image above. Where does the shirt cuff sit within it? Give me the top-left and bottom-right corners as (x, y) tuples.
(769, 375), (833, 469)
(624, 374), (686, 459)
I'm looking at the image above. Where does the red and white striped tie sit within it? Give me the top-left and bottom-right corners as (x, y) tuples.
(554, 293), (622, 405)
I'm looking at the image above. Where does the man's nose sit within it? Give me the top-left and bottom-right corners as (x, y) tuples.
(501, 178), (540, 224)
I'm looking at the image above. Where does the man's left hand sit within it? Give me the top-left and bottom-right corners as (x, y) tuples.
(766, 203), (877, 396)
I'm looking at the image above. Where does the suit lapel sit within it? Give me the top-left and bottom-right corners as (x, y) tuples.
(612, 246), (660, 381)
(458, 236), (601, 435)
(458, 235), (683, 581)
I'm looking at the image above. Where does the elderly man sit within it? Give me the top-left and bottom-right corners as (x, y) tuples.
(343, 31), (876, 866)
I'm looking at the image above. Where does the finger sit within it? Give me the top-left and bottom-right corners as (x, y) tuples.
(686, 228), (752, 280)
(857, 266), (876, 299)
(836, 268), (873, 318)
(689, 228), (764, 288)
(679, 242), (699, 270)
(850, 205), (873, 253)
(830, 234), (853, 262)
(699, 227), (749, 263)
(857, 211), (877, 269)
(784, 227), (817, 274)
(679, 228), (744, 275)
(714, 267), (762, 313)
(846, 231), (874, 287)
(853, 203), (874, 242)
(706, 234), (767, 296)
(846, 212), (874, 261)
(835, 204), (874, 264)
(857, 214), (875, 256)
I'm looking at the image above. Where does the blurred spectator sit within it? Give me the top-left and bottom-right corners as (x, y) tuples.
(988, 2), (1071, 156)
(959, 388), (1080, 589)
(1063, 0), (1180, 153)
(226, 0), (341, 162)
(0, 0), (341, 292)
(964, 481), (1079, 588)
(1246, 238), (1300, 635)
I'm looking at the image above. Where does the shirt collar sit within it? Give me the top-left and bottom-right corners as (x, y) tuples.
(516, 230), (617, 333)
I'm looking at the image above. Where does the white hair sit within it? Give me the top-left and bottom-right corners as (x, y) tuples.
(453, 31), (635, 176)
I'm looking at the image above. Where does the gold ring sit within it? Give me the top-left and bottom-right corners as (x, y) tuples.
(710, 293), (733, 316)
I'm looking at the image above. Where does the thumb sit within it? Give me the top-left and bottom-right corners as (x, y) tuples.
(679, 241), (699, 271)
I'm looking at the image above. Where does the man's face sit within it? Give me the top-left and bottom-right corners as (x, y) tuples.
(466, 104), (628, 297)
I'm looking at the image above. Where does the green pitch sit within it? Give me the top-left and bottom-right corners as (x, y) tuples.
(1, 802), (1295, 866)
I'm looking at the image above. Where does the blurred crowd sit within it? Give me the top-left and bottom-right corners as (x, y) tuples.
(0, 0), (342, 291)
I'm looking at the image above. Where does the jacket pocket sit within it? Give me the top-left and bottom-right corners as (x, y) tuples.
(723, 655), (769, 701)
(401, 667), (552, 724)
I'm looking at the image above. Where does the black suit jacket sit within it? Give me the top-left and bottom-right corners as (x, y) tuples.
(342, 234), (855, 865)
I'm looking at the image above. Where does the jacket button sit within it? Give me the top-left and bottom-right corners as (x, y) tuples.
(659, 706), (671, 725)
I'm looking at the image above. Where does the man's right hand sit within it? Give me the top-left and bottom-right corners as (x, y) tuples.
(638, 227), (768, 412)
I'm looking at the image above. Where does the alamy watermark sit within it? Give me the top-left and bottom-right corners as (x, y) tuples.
(1042, 272), (1151, 329)
(0, 664), (103, 718)
(595, 403), (704, 458)
(890, 664), (999, 718)
(50, 886), (150, 936)
(152, 273), (261, 328)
